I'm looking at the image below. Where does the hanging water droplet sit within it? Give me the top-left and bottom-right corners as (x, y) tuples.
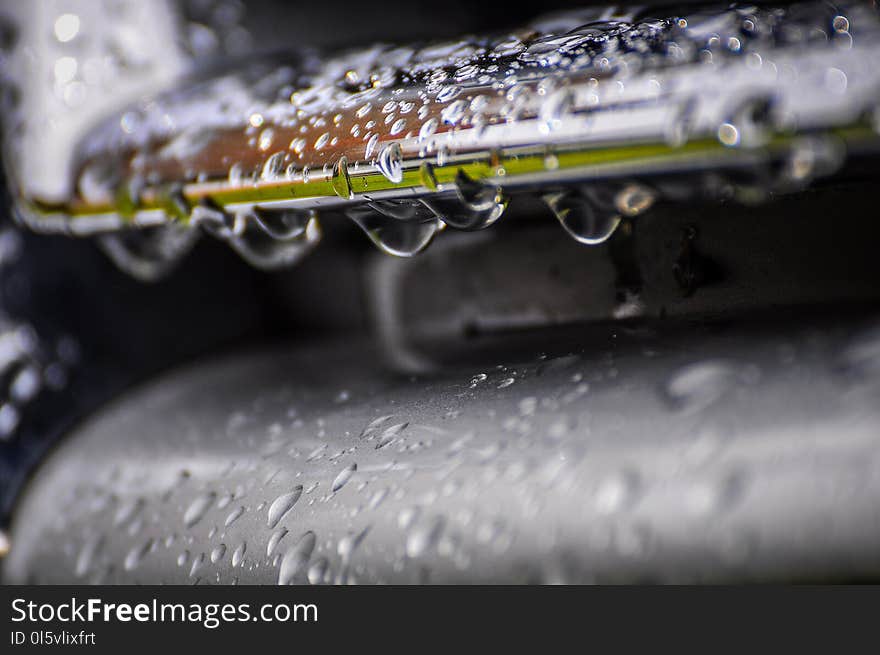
(228, 214), (321, 270)
(423, 171), (507, 230)
(191, 203), (237, 240)
(99, 224), (199, 282)
(252, 208), (311, 240)
(348, 206), (441, 257)
(368, 199), (435, 221)
(543, 189), (621, 245)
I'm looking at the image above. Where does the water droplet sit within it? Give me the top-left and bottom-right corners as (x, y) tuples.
(543, 190), (621, 245)
(258, 128), (275, 152)
(418, 117), (439, 141)
(307, 557), (329, 584)
(390, 118), (407, 135)
(398, 506), (420, 529)
(267, 486), (303, 528)
(260, 152), (285, 180)
(189, 552), (205, 578)
(232, 542), (247, 567)
(664, 361), (738, 414)
(440, 100), (467, 125)
(337, 526), (370, 563)
(539, 88), (576, 132)
(376, 422), (408, 449)
(406, 516), (445, 557)
(183, 492), (216, 528)
(423, 171), (507, 230)
(54, 13), (80, 43)
(229, 214), (321, 270)
(832, 15), (850, 33)
(717, 123), (740, 146)
(332, 463), (357, 492)
(720, 96), (776, 147)
(594, 470), (642, 515)
(614, 183), (656, 217)
(348, 207), (441, 257)
(114, 497), (145, 527)
(75, 534), (104, 577)
(267, 527), (288, 557)
(365, 133), (380, 159)
(211, 543), (227, 563)
(436, 85), (460, 103)
(224, 506), (245, 527)
(825, 68), (847, 95)
(253, 208), (311, 240)
(331, 156), (353, 199)
(124, 538), (154, 571)
(314, 132), (330, 150)
(377, 143), (404, 183)
(368, 487), (389, 510)
(278, 531), (316, 585)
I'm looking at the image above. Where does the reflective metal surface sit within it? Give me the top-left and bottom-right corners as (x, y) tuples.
(5, 310), (880, 583)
